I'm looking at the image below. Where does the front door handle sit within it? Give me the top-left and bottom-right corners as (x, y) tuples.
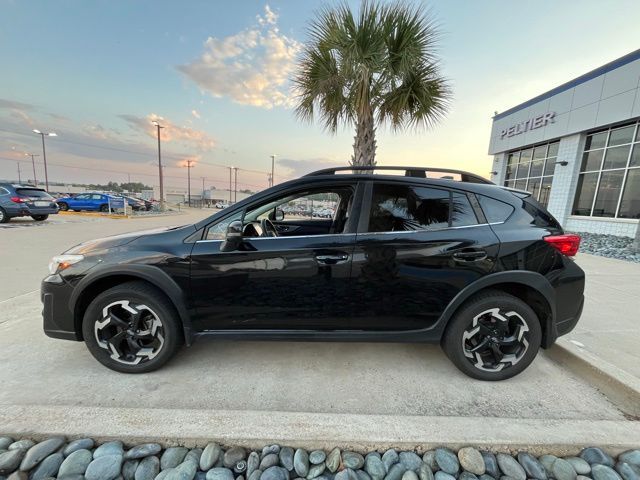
(315, 253), (349, 265)
(453, 250), (487, 262)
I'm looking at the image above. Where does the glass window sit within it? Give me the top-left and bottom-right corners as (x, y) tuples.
(516, 162), (530, 179)
(581, 150), (604, 171)
(75, 194), (90, 199)
(602, 145), (631, 170)
(514, 179), (527, 190)
(630, 144), (640, 168)
(592, 170), (624, 217)
(544, 158), (556, 176)
(477, 195), (514, 223)
(585, 131), (607, 150)
(618, 169), (640, 219)
(539, 177), (553, 207)
(532, 146), (547, 160)
(608, 125), (635, 146)
(451, 193), (478, 227)
(368, 184), (452, 232)
(528, 177), (542, 203)
(529, 159), (544, 177)
(572, 173), (598, 216)
(91, 194), (103, 200)
(520, 149), (533, 162)
(15, 188), (52, 199)
(206, 211), (243, 240)
(547, 142), (559, 157)
(503, 141), (557, 203)
(0, 187), (9, 195)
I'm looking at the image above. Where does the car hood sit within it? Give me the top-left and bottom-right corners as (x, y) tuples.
(64, 225), (189, 254)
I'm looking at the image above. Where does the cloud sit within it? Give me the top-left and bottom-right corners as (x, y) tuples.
(191, 109), (201, 119)
(277, 157), (344, 177)
(0, 99), (36, 111)
(119, 113), (215, 151)
(177, 5), (301, 109)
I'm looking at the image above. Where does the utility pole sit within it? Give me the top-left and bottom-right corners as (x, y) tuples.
(25, 153), (39, 186)
(33, 129), (57, 191)
(270, 154), (276, 187)
(201, 177), (206, 207)
(152, 121), (165, 210)
(17, 161), (21, 183)
(233, 167), (238, 203)
(267, 173), (272, 188)
(228, 167), (233, 204)
(184, 159), (194, 207)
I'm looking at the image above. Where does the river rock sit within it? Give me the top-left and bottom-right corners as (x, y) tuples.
(496, 454), (525, 480)
(592, 465), (622, 480)
(206, 468), (234, 480)
(365, 453), (385, 480)
(27, 453), (64, 480)
(64, 440), (95, 457)
(382, 451), (399, 473)
(9, 441), (34, 452)
(435, 449), (459, 476)
(136, 456), (160, 480)
(294, 450), (309, 478)
(399, 453), (422, 473)
(19, 438), (65, 472)
(479, 475), (495, 480)
(200, 445), (221, 472)
(247, 452), (260, 478)
(261, 455), (279, 471)
(434, 472), (456, 480)
(516, 453), (546, 480)
(552, 458), (576, 480)
(123, 460), (140, 480)
(94, 443), (124, 460)
(85, 455), (123, 480)
(126, 445), (161, 461)
(459, 473), (478, 480)
(459, 448), (484, 476)
(402, 471), (419, 480)
(566, 458), (591, 476)
(0, 440), (13, 452)
(224, 449), (246, 469)
(261, 466), (288, 480)
(481, 452), (499, 480)
(325, 449), (340, 474)
(162, 448), (189, 471)
(539, 456), (557, 477)
(156, 469), (173, 480)
(309, 452), (325, 466)
(185, 450), (202, 467)
(6, 471), (27, 480)
(165, 457), (198, 480)
(280, 448), (295, 472)
(0, 450), (25, 475)
(336, 469), (359, 480)
(308, 463), (325, 479)
(262, 447), (280, 459)
(357, 470), (372, 480)
(616, 462), (640, 480)
(384, 463), (407, 480)
(619, 453), (640, 468)
(248, 469), (262, 480)
(422, 453), (437, 474)
(343, 453), (364, 471)
(59, 449), (93, 477)
(581, 449), (614, 467)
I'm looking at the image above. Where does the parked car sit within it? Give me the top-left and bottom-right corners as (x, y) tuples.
(55, 192), (119, 212)
(119, 195), (147, 211)
(0, 183), (59, 223)
(42, 166), (584, 380)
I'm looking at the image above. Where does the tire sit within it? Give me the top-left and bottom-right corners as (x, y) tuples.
(99, 204), (109, 212)
(31, 214), (48, 221)
(57, 202), (69, 211)
(442, 290), (542, 381)
(82, 281), (182, 373)
(0, 207), (9, 223)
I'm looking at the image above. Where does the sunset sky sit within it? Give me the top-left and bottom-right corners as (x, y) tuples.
(1, 0), (638, 192)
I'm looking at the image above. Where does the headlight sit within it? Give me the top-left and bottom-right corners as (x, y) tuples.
(48, 254), (84, 274)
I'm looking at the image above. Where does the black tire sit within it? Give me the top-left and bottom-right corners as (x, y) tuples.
(0, 207), (9, 223)
(99, 204), (109, 212)
(82, 281), (182, 373)
(31, 214), (48, 221)
(57, 202), (69, 211)
(442, 290), (542, 381)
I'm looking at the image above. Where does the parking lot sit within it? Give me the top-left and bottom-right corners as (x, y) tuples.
(1, 210), (639, 449)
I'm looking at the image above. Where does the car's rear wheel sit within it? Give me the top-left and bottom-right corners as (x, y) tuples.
(82, 281), (182, 373)
(442, 290), (541, 381)
(31, 214), (48, 221)
(99, 204), (109, 212)
(0, 207), (9, 223)
(57, 202), (68, 211)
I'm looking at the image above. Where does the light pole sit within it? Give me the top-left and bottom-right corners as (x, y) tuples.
(17, 161), (21, 183)
(32, 129), (57, 191)
(227, 167), (233, 204)
(152, 121), (165, 210)
(270, 154), (276, 187)
(183, 159), (194, 207)
(201, 177), (205, 206)
(233, 167), (238, 203)
(25, 153), (39, 186)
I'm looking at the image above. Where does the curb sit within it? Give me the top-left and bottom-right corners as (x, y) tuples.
(547, 339), (640, 418)
(1, 405), (639, 456)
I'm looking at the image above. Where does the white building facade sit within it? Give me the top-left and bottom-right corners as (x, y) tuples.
(489, 49), (640, 238)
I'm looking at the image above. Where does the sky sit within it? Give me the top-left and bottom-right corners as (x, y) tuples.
(0, 0), (638, 193)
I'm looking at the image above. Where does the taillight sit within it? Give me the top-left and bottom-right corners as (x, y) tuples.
(10, 196), (27, 203)
(544, 234), (581, 256)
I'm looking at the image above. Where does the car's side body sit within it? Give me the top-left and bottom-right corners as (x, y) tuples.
(55, 192), (115, 211)
(42, 172), (585, 354)
(0, 183), (59, 221)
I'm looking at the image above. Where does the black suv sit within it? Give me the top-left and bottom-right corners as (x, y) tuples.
(42, 167), (584, 380)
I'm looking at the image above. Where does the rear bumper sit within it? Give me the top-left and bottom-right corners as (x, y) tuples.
(28, 207), (59, 215)
(42, 276), (80, 341)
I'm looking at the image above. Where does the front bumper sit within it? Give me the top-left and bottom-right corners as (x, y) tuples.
(42, 275), (80, 341)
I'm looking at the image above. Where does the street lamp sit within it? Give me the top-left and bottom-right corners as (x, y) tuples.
(152, 121), (165, 210)
(25, 153), (39, 186)
(32, 129), (56, 191)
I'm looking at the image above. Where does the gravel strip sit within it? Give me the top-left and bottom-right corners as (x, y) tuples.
(0, 437), (638, 480)
(572, 232), (640, 263)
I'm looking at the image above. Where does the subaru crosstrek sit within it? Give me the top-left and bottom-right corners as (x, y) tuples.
(0, 183), (59, 223)
(41, 166), (585, 380)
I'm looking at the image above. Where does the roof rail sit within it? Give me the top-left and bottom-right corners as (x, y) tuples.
(304, 165), (493, 184)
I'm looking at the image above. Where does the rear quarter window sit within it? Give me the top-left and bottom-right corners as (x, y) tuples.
(477, 195), (515, 223)
(522, 197), (562, 229)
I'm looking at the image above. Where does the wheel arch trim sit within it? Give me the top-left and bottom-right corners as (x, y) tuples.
(69, 264), (194, 345)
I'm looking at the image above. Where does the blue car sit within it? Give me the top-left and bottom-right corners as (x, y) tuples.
(55, 193), (120, 212)
(0, 183), (59, 223)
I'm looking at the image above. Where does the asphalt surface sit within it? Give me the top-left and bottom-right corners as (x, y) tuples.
(0, 210), (629, 422)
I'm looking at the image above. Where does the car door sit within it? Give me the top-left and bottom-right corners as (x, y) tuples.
(350, 181), (500, 331)
(71, 194), (91, 210)
(188, 181), (363, 332)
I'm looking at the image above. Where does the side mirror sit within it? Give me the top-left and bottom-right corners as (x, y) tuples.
(274, 208), (285, 221)
(220, 220), (243, 252)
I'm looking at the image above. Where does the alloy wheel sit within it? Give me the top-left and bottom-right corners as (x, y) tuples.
(94, 300), (165, 365)
(462, 307), (530, 372)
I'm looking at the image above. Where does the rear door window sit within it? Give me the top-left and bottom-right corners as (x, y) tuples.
(16, 188), (52, 199)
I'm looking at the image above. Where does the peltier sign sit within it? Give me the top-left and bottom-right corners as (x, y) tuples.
(500, 112), (556, 139)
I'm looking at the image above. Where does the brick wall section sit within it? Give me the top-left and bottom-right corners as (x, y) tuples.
(546, 133), (584, 225)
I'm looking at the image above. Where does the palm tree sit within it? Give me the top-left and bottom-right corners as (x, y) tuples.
(294, 1), (451, 167)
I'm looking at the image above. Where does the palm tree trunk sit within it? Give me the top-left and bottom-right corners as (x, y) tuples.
(351, 107), (377, 167)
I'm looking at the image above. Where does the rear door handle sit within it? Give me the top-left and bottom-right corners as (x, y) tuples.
(453, 250), (487, 262)
(315, 253), (349, 265)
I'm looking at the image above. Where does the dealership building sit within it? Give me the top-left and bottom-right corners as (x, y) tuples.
(489, 49), (640, 238)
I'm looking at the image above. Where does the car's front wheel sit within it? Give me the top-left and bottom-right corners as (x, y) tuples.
(57, 202), (68, 211)
(82, 281), (182, 373)
(442, 290), (541, 381)
(99, 204), (109, 212)
(31, 214), (48, 221)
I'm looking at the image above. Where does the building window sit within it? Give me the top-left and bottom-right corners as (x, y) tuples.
(572, 121), (640, 219)
(504, 141), (559, 207)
